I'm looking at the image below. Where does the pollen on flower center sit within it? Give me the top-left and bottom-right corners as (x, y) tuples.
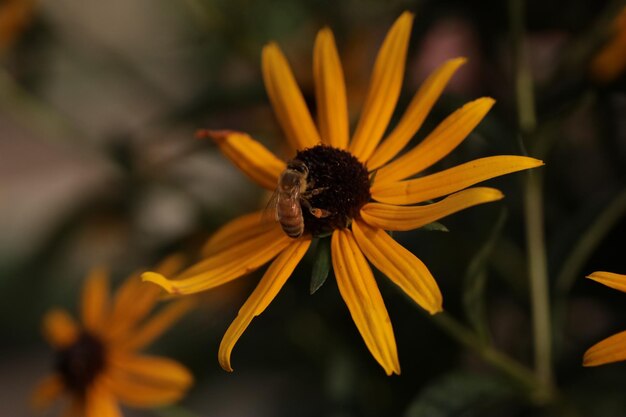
(55, 332), (106, 394)
(289, 145), (371, 237)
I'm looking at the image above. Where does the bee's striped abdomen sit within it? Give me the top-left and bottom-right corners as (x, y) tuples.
(277, 197), (304, 238)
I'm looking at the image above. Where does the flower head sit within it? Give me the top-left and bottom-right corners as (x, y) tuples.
(143, 11), (542, 375)
(33, 259), (194, 416)
(583, 271), (626, 366)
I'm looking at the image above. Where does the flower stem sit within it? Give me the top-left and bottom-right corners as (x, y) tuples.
(509, 0), (553, 388)
(523, 171), (553, 386)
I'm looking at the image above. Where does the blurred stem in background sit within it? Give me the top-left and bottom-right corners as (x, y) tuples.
(0, 66), (91, 151)
(553, 188), (626, 350)
(556, 190), (626, 295)
(509, 0), (554, 391)
(431, 312), (548, 399)
(429, 312), (581, 415)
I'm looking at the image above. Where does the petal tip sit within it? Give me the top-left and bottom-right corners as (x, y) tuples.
(386, 362), (401, 376)
(219, 357), (234, 372)
(428, 305), (444, 315)
(141, 272), (176, 294)
(449, 56), (468, 67)
(586, 271), (601, 280)
(399, 10), (415, 21)
(582, 349), (599, 367)
(262, 42), (281, 57)
(585, 271), (612, 286)
(491, 189), (505, 200)
(317, 26), (333, 37)
(393, 11), (415, 34)
(479, 96), (496, 108)
(518, 156), (544, 169)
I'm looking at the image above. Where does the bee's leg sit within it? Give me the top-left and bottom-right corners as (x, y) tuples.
(310, 208), (332, 218)
(300, 198), (331, 218)
(302, 187), (328, 198)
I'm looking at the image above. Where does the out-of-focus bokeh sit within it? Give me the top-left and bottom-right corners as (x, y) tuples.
(1, 0), (625, 416)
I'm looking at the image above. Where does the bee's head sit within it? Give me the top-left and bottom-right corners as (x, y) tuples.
(287, 159), (309, 177)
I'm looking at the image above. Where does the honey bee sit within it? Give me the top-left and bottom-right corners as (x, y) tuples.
(270, 160), (330, 238)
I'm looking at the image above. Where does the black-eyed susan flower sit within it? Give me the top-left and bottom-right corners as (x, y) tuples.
(583, 271), (626, 366)
(32, 260), (194, 417)
(589, 6), (626, 83)
(143, 11), (543, 375)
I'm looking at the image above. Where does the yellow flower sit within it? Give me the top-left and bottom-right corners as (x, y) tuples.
(583, 271), (626, 366)
(589, 6), (626, 83)
(143, 11), (542, 375)
(32, 259), (194, 417)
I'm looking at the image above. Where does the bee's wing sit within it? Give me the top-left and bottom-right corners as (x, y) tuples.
(261, 189), (280, 224)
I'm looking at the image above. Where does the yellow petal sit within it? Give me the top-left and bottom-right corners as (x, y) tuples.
(372, 156), (544, 205)
(331, 229), (400, 375)
(105, 256), (188, 339)
(201, 211), (267, 257)
(352, 220), (442, 314)
(587, 271), (626, 293)
(143, 227), (292, 295)
(110, 354), (193, 387)
(120, 299), (194, 351)
(367, 57), (467, 170)
(85, 382), (122, 417)
(200, 130), (285, 190)
(262, 43), (321, 150)
(108, 275), (145, 323)
(375, 97), (495, 184)
(218, 238), (311, 371)
(42, 309), (79, 349)
(583, 330), (626, 366)
(106, 276), (161, 341)
(106, 354), (193, 407)
(314, 28), (349, 149)
(31, 374), (64, 410)
(361, 187), (504, 231)
(81, 267), (110, 334)
(349, 12), (414, 162)
(104, 375), (188, 408)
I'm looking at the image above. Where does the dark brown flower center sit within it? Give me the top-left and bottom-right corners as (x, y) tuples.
(289, 145), (371, 237)
(55, 331), (106, 395)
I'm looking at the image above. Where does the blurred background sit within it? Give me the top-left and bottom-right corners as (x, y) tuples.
(1, 0), (625, 415)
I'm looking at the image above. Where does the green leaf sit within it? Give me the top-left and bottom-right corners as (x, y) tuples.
(310, 237), (331, 294)
(463, 208), (507, 342)
(420, 221), (449, 232)
(404, 371), (516, 417)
